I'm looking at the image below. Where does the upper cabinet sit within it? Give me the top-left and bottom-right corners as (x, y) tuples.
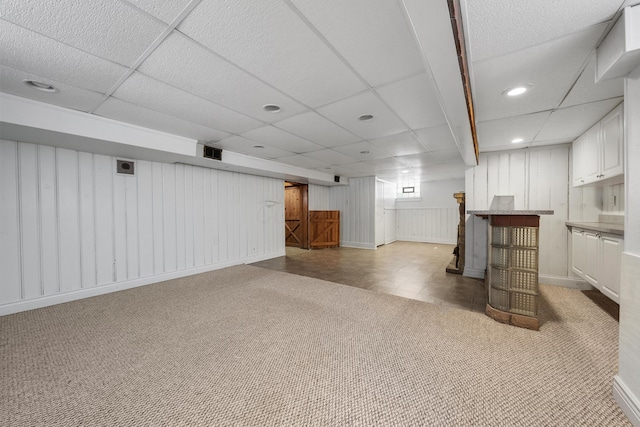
(573, 103), (624, 187)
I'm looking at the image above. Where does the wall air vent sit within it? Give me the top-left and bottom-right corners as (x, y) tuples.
(203, 146), (222, 161)
(117, 160), (135, 175)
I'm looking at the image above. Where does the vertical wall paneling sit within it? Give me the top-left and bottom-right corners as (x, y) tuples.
(192, 166), (205, 267)
(509, 151), (527, 209)
(218, 171), (229, 262)
(19, 143), (41, 299)
(124, 170), (139, 279)
(238, 173), (248, 258)
(162, 163), (176, 272)
(175, 164), (186, 270)
(203, 168), (213, 265)
(210, 169), (220, 263)
(39, 145), (60, 294)
(308, 184), (331, 210)
(56, 148), (82, 291)
(113, 170), (128, 282)
(184, 165), (195, 269)
(78, 151), (97, 288)
(0, 141), (22, 303)
(137, 161), (154, 278)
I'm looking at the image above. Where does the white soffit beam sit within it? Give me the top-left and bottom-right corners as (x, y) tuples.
(0, 92), (197, 156)
(597, 5), (640, 81)
(398, 0), (477, 166)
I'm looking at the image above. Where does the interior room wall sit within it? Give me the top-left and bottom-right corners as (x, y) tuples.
(0, 139), (285, 315)
(328, 176), (376, 249)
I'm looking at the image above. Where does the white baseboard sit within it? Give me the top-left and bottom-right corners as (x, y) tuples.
(341, 241), (376, 250)
(614, 375), (640, 427)
(384, 238), (397, 245)
(0, 250), (285, 316)
(463, 267), (485, 279)
(395, 236), (456, 245)
(538, 274), (593, 289)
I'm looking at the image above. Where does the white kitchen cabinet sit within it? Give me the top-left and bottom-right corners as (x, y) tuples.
(571, 228), (586, 276)
(600, 234), (623, 303)
(584, 230), (600, 287)
(572, 103), (624, 187)
(569, 226), (623, 303)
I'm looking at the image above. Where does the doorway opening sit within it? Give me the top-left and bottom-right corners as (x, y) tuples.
(284, 182), (309, 249)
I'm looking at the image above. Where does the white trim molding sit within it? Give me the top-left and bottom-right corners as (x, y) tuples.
(341, 241), (377, 250)
(614, 375), (640, 427)
(463, 267), (485, 279)
(538, 275), (593, 289)
(396, 236), (456, 245)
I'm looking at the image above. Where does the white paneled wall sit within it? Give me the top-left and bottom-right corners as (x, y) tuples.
(396, 208), (458, 244)
(308, 183), (331, 210)
(603, 183), (625, 214)
(0, 140), (285, 314)
(465, 145), (574, 285)
(329, 177), (375, 249)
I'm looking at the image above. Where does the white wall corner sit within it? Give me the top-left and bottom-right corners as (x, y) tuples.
(463, 267), (485, 279)
(614, 375), (640, 427)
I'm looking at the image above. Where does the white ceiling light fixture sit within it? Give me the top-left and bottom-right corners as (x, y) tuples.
(253, 145), (265, 149)
(358, 114), (374, 121)
(503, 85), (530, 97)
(262, 104), (281, 113)
(23, 80), (58, 93)
(511, 138), (524, 143)
(401, 170), (409, 174)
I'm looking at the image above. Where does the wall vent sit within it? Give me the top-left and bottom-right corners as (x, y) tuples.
(204, 146), (222, 161)
(334, 175), (340, 183)
(117, 160), (135, 175)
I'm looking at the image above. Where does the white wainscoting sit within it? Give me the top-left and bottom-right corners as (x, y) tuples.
(329, 177), (376, 248)
(395, 207), (458, 245)
(0, 140), (285, 315)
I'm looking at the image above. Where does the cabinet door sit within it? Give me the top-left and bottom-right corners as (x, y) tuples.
(572, 136), (586, 187)
(584, 231), (600, 287)
(601, 104), (624, 180)
(600, 235), (623, 303)
(582, 124), (600, 185)
(571, 229), (586, 276)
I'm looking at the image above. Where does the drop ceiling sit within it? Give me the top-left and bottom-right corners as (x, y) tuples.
(0, 0), (635, 184)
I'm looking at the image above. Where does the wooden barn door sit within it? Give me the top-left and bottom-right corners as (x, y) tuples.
(284, 183), (308, 248)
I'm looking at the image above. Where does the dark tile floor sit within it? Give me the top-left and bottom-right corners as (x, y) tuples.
(251, 241), (488, 313)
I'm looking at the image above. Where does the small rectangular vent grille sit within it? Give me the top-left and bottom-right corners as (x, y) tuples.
(117, 160), (135, 175)
(204, 146), (222, 160)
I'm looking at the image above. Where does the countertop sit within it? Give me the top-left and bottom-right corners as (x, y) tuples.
(467, 210), (554, 215)
(565, 221), (624, 236)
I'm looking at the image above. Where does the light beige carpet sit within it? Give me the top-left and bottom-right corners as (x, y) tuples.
(0, 265), (630, 426)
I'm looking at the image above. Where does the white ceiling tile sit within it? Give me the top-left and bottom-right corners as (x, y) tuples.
(414, 125), (458, 152)
(369, 132), (427, 157)
(321, 165), (365, 178)
(139, 32), (307, 122)
(472, 23), (608, 122)
(289, 0), (424, 87)
(375, 73), (447, 129)
(240, 126), (324, 154)
(317, 91), (409, 139)
(94, 98), (229, 142)
(476, 112), (551, 149)
(276, 155), (330, 169)
(0, 65), (105, 112)
(335, 162), (377, 173)
(560, 54), (624, 108)
(394, 153), (437, 168)
(1, 0), (167, 66)
(429, 149), (464, 164)
(420, 162), (467, 180)
(0, 21), (128, 93)
(301, 149), (355, 165)
(111, 72), (263, 134)
(364, 157), (409, 171)
(535, 98), (623, 142)
(273, 111), (360, 147)
(217, 136), (294, 159)
(465, 0), (622, 62)
(332, 141), (391, 161)
(178, 0), (366, 107)
(122, 0), (192, 24)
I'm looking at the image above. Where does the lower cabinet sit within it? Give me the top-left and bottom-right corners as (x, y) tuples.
(571, 227), (622, 303)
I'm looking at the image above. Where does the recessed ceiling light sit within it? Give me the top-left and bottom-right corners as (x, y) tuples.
(504, 86), (528, 97)
(401, 170), (409, 174)
(262, 104), (281, 113)
(23, 80), (58, 93)
(511, 138), (524, 144)
(360, 150), (370, 154)
(253, 145), (265, 149)
(358, 114), (374, 121)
